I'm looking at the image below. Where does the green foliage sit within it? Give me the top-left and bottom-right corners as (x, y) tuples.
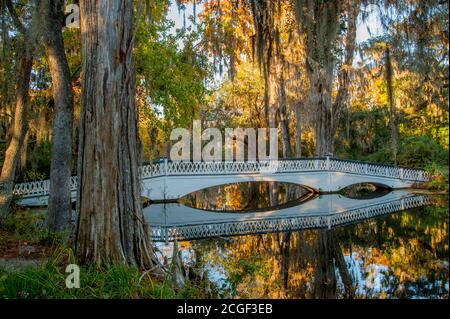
(22, 170), (47, 182)
(397, 136), (449, 168)
(204, 62), (265, 129)
(4, 209), (43, 239)
(23, 141), (53, 180)
(135, 12), (211, 136)
(364, 135), (448, 169)
(425, 163), (449, 192)
(2, 209), (60, 244)
(132, 3), (211, 159)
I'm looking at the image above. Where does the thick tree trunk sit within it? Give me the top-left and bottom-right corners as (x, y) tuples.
(294, 0), (350, 157)
(331, 1), (359, 154)
(385, 47), (398, 165)
(0, 50), (33, 221)
(76, 0), (157, 268)
(42, 0), (74, 233)
(310, 69), (333, 157)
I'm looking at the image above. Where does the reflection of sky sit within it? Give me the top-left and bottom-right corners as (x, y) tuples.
(344, 252), (391, 297)
(156, 241), (232, 294)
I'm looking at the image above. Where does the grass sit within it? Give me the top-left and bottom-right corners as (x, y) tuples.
(0, 208), (216, 299)
(0, 245), (216, 299)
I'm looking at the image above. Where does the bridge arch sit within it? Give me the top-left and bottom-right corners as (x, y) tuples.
(140, 170), (415, 201)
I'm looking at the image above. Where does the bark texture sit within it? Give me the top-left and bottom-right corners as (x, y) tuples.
(278, 55), (292, 158)
(42, 0), (74, 233)
(76, 0), (157, 268)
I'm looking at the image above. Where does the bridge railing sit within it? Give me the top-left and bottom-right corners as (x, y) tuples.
(13, 179), (51, 196)
(139, 157), (429, 182)
(13, 157), (429, 198)
(150, 194), (431, 242)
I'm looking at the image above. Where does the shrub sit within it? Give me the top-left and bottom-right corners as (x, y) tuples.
(425, 162), (449, 192)
(397, 136), (448, 168)
(2, 209), (63, 244)
(365, 135), (448, 168)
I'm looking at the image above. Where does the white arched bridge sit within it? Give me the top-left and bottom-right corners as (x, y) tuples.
(13, 157), (429, 206)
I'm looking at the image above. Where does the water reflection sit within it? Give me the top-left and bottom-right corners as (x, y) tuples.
(179, 182), (314, 212)
(340, 183), (391, 200)
(144, 190), (431, 241)
(155, 195), (448, 299)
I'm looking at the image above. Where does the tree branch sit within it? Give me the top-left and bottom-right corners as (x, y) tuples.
(5, 0), (26, 35)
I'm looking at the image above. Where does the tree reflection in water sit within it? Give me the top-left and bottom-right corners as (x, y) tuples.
(166, 195), (448, 299)
(179, 182), (314, 212)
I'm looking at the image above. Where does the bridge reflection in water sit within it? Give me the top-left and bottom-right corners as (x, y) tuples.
(144, 190), (431, 242)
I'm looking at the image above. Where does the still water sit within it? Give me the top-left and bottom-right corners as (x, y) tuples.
(152, 182), (449, 299)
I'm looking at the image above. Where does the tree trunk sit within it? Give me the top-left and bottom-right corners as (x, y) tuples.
(42, 0), (74, 233)
(332, 237), (354, 298)
(278, 56), (292, 158)
(0, 50), (33, 221)
(385, 47), (398, 165)
(331, 0), (359, 154)
(294, 100), (303, 157)
(313, 229), (337, 298)
(293, 0), (344, 157)
(280, 231), (291, 290)
(311, 69), (333, 157)
(76, 0), (158, 268)
(0, 0), (38, 222)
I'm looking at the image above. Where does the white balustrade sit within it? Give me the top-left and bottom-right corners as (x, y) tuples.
(150, 194), (431, 241)
(13, 157), (430, 198)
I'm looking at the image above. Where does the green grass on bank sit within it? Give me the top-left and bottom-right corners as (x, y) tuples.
(0, 211), (216, 299)
(0, 247), (214, 299)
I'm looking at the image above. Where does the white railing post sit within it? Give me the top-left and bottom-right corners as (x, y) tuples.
(364, 163), (368, 175)
(400, 168), (404, 180)
(326, 156), (330, 170)
(164, 158), (168, 175)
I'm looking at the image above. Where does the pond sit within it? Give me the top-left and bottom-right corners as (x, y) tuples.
(148, 182), (449, 299)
